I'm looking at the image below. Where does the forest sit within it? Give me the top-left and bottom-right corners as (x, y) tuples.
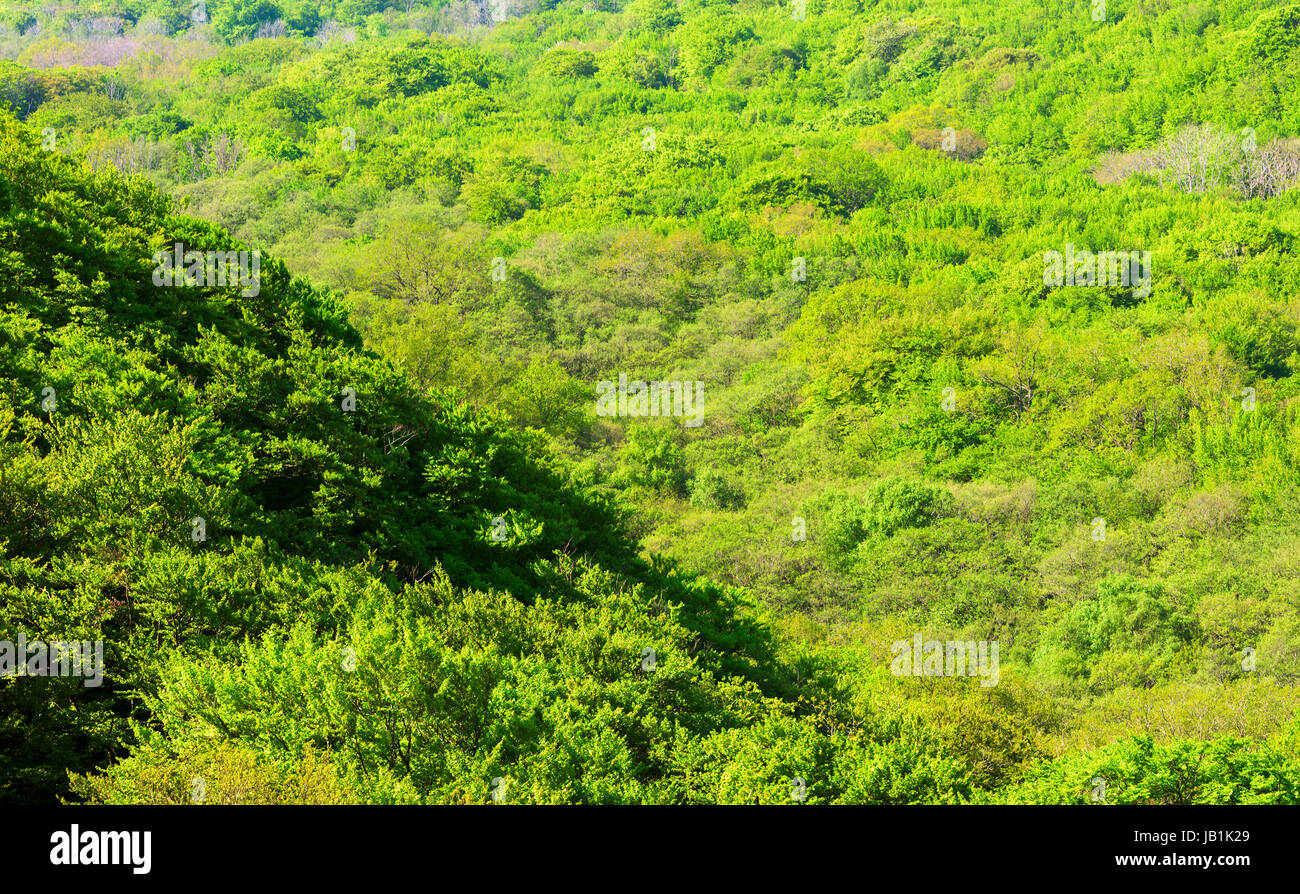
(2, 0), (1300, 805)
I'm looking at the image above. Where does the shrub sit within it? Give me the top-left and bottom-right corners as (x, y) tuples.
(689, 466), (745, 510)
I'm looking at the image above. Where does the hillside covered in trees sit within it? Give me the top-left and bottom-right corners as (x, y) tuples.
(3, 0), (1300, 804)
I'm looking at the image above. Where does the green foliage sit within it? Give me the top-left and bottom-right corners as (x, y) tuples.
(814, 478), (953, 566)
(0, 111), (778, 803)
(71, 566), (778, 803)
(735, 147), (887, 217)
(211, 0), (283, 42)
(462, 155), (547, 224)
(1033, 576), (1198, 694)
(497, 357), (588, 438)
(536, 48), (598, 79)
(5, 0), (1300, 806)
(688, 466), (744, 511)
(998, 731), (1300, 805)
(611, 426), (687, 497)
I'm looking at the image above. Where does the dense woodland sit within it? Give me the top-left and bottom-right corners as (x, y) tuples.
(3, 0), (1300, 804)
